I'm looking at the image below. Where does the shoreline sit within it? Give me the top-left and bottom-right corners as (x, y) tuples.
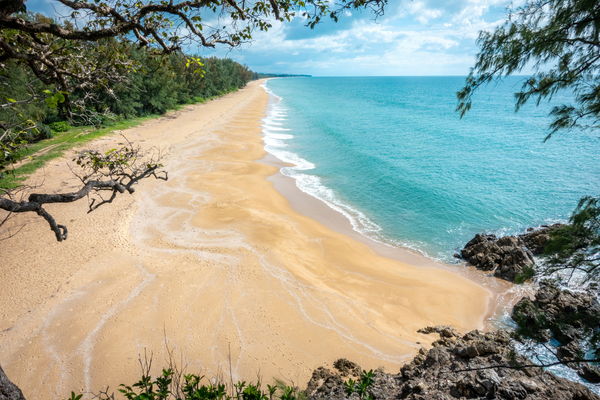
(1, 80), (497, 399)
(257, 82), (525, 327)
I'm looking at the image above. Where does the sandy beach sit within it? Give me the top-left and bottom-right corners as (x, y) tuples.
(0, 80), (494, 399)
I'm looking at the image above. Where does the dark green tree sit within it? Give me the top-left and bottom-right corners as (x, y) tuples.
(457, 0), (600, 141)
(543, 196), (600, 281)
(457, 0), (600, 283)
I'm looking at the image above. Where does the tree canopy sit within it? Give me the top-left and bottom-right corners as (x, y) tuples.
(0, 0), (388, 241)
(0, 0), (386, 166)
(457, 0), (600, 141)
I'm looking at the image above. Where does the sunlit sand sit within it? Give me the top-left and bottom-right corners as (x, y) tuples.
(0, 80), (491, 399)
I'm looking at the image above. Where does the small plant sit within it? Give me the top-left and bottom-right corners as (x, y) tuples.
(48, 121), (71, 132)
(119, 368), (173, 400)
(65, 392), (83, 400)
(344, 369), (375, 400)
(266, 384), (277, 400)
(279, 386), (296, 400)
(514, 264), (536, 284)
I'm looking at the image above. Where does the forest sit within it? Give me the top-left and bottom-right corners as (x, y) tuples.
(0, 13), (255, 171)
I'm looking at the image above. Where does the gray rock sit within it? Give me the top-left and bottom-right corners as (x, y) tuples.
(460, 231), (535, 282)
(307, 328), (599, 400)
(0, 365), (25, 400)
(579, 364), (600, 384)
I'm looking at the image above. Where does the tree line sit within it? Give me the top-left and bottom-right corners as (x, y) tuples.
(0, 13), (255, 170)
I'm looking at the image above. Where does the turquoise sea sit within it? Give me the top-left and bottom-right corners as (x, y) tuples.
(262, 77), (600, 264)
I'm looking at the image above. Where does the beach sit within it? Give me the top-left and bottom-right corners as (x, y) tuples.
(0, 80), (492, 399)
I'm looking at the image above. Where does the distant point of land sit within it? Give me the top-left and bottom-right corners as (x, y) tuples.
(254, 73), (312, 78)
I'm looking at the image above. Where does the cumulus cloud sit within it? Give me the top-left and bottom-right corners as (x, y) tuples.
(27, 0), (514, 76)
(206, 0), (510, 76)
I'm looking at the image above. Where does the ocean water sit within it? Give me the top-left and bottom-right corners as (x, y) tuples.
(262, 77), (600, 264)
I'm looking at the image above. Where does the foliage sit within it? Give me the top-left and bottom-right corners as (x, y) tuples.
(343, 369), (375, 400)
(48, 121), (71, 132)
(457, 0), (600, 141)
(543, 196), (600, 282)
(0, 136), (167, 241)
(514, 265), (536, 284)
(0, 0), (386, 171)
(0, 34), (251, 174)
(65, 369), (307, 400)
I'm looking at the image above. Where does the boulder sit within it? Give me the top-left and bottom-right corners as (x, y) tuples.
(459, 232), (535, 282)
(0, 365), (25, 400)
(579, 364), (600, 384)
(332, 358), (361, 377)
(556, 339), (582, 362)
(307, 327), (600, 400)
(519, 224), (565, 255)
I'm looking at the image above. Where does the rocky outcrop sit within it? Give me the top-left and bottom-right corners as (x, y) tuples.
(0, 364), (25, 400)
(459, 224), (563, 282)
(512, 280), (600, 383)
(460, 233), (535, 281)
(307, 327), (599, 400)
(520, 225), (565, 255)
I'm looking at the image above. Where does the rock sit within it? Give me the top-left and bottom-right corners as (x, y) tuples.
(556, 339), (582, 362)
(497, 235), (523, 247)
(551, 323), (580, 345)
(513, 280), (600, 347)
(423, 346), (451, 367)
(511, 281), (600, 389)
(333, 359), (361, 377)
(579, 364), (600, 384)
(519, 224), (564, 255)
(518, 377), (539, 392)
(306, 367), (336, 395)
(460, 231), (535, 282)
(417, 325), (458, 338)
(453, 253), (461, 258)
(535, 281), (561, 304)
(307, 327), (600, 400)
(0, 364), (25, 400)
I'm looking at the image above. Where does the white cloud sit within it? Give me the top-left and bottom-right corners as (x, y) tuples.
(206, 1), (512, 76)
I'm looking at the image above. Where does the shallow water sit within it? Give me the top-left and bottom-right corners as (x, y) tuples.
(262, 76), (600, 393)
(263, 77), (600, 264)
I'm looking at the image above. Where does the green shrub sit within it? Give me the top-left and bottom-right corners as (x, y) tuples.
(344, 369), (375, 400)
(67, 369), (306, 400)
(514, 265), (536, 284)
(36, 124), (54, 139)
(48, 121), (71, 132)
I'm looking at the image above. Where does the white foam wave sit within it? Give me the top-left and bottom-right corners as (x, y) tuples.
(260, 82), (400, 250)
(264, 137), (288, 148)
(263, 126), (290, 131)
(265, 133), (293, 140)
(263, 119), (284, 126)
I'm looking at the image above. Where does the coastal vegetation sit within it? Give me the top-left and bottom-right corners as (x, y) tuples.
(1, 0), (600, 399)
(454, 0), (600, 383)
(0, 0), (387, 241)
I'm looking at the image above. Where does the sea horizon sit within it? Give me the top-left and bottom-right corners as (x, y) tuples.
(262, 76), (600, 265)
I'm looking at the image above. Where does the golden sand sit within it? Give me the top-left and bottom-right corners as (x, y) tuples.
(0, 80), (492, 399)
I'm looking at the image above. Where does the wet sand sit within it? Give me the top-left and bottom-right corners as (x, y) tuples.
(1, 80), (494, 399)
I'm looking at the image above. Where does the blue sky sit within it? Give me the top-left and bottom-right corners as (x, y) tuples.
(207, 0), (514, 76)
(28, 0), (515, 76)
